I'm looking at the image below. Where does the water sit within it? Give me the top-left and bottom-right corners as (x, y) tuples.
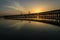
(0, 19), (60, 39)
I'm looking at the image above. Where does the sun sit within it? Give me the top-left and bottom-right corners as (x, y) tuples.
(33, 9), (43, 13)
(30, 7), (46, 13)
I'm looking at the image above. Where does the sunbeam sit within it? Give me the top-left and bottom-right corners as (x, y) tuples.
(4, 0), (28, 15)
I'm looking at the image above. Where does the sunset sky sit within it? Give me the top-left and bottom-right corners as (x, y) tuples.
(0, 0), (60, 15)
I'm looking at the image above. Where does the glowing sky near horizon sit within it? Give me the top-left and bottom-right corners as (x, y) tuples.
(0, 0), (60, 15)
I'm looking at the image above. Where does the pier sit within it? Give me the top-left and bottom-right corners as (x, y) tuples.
(1, 9), (60, 26)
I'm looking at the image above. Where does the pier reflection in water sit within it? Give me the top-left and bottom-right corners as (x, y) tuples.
(0, 19), (60, 39)
(0, 19), (60, 31)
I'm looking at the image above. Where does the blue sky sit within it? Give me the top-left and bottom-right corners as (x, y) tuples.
(0, 0), (60, 15)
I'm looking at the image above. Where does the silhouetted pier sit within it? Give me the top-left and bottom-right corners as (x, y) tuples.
(1, 9), (60, 26)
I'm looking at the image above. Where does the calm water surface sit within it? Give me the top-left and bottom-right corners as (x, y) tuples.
(0, 20), (60, 39)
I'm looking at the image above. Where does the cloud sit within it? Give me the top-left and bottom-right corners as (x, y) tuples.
(0, 0), (28, 15)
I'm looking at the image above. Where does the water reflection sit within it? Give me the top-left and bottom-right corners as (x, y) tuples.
(0, 20), (28, 30)
(0, 19), (60, 31)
